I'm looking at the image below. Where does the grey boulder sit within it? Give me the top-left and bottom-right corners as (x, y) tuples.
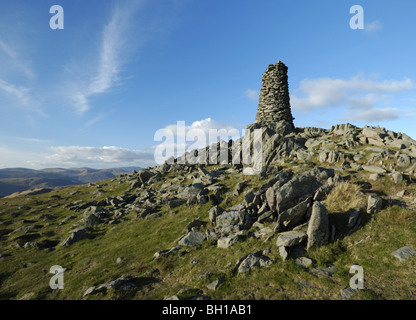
(276, 231), (307, 247)
(391, 245), (416, 261)
(236, 251), (274, 274)
(178, 231), (206, 247)
(367, 195), (383, 214)
(307, 202), (329, 250)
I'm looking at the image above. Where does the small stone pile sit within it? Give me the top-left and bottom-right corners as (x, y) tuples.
(254, 60), (295, 129)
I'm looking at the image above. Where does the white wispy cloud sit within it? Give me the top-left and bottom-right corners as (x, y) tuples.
(0, 78), (45, 116)
(70, 2), (143, 114)
(0, 78), (31, 105)
(46, 145), (155, 168)
(245, 89), (259, 101)
(291, 76), (414, 110)
(0, 38), (34, 79)
(0, 145), (48, 169)
(16, 137), (52, 144)
(82, 111), (113, 130)
(291, 75), (414, 122)
(365, 20), (382, 34)
(344, 107), (399, 122)
(154, 118), (244, 160)
(163, 118), (243, 140)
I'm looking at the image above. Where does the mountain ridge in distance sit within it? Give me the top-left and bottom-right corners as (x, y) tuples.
(0, 166), (142, 198)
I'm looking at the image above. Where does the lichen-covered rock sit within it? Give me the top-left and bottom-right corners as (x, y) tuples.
(307, 202), (329, 250)
(215, 210), (253, 236)
(178, 231), (206, 247)
(267, 167), (334, 214)
(236, 251), (274, 273)
(276, 231), (307, 248)
(60, 229), (90, 246)
(367, 195), (383, 214)
(276, 198), (311, 231)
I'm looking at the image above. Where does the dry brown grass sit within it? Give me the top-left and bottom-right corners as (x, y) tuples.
(325, 181), (366, 214)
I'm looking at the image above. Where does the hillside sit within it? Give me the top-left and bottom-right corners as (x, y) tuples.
(0, 167), (141, 198)
(0, 61), (415, 301)
(0, 123), (416, 300)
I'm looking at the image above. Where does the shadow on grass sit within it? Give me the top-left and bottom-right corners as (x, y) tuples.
(329, 210), (372, 241)
(0, 272), (18, 300)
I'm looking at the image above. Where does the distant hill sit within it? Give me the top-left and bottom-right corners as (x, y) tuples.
(0, 167), (141, 198)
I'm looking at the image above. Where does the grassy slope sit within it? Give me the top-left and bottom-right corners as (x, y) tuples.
(0, 159), (415, 300)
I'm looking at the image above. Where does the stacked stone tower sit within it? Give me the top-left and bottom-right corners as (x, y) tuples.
(254, 61), (295, 130)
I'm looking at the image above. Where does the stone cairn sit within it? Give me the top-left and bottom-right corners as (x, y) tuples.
(254, 60), (295, 130)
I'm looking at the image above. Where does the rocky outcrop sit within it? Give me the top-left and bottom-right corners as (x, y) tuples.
(266, 167), (334, 214)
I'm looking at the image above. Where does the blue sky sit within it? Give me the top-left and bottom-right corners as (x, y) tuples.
(1, 0), (416, 169)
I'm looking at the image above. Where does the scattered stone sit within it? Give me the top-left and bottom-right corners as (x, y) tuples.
(254, 227), (273, 238)
(391, 172), (403, 185)
(82, 206), (110, 226)
(23, 241), (38, 248)
(276, 198), (311, 231)
(367, 195), (383, 214)
(192, 182), (205, 190)
(215, 210), (253, 235)
(168, 198), (187, 209)
(347, 235), (372, 249)
(309, 265), (338, 278)
(130, 181), (142, 189)
(397, 154), (412, 168)
(233, 181), (246, 196)
(263, 247), (272, 255)
(396, 190), (406, 197)
(83, 275), (141, 298)
(209, 206), (224, 225)
(369, 173), (381, 181)
(347, 210), (360, 229)
(297, 281), (315, 289)
(361, 165), (387, 174)
(244, 191), (255, 204)
(146, 213), (162, 220)
(236, 251), (274, 273)
(205, 228), (220, 242)
(199, 272), (213, 279)
(183, 219), (206, 234)
(294, 257), (314, 269)
(178, 231), (206, 247)
(60, 230), (90, 246)
(217, 234), (240, 249)
(207, 278), (224, 291)
(276, 231), (307, 247)
(307, 202), (329, 250)
(278, 246), (289, 261)
(391, 245), (416, 261)
(137, 169), (155, 184)
(341, 287), (356, 300)
(257, 211), (274, 224)
(154, 246), (181, 259)
(18, 292), (35, 300)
